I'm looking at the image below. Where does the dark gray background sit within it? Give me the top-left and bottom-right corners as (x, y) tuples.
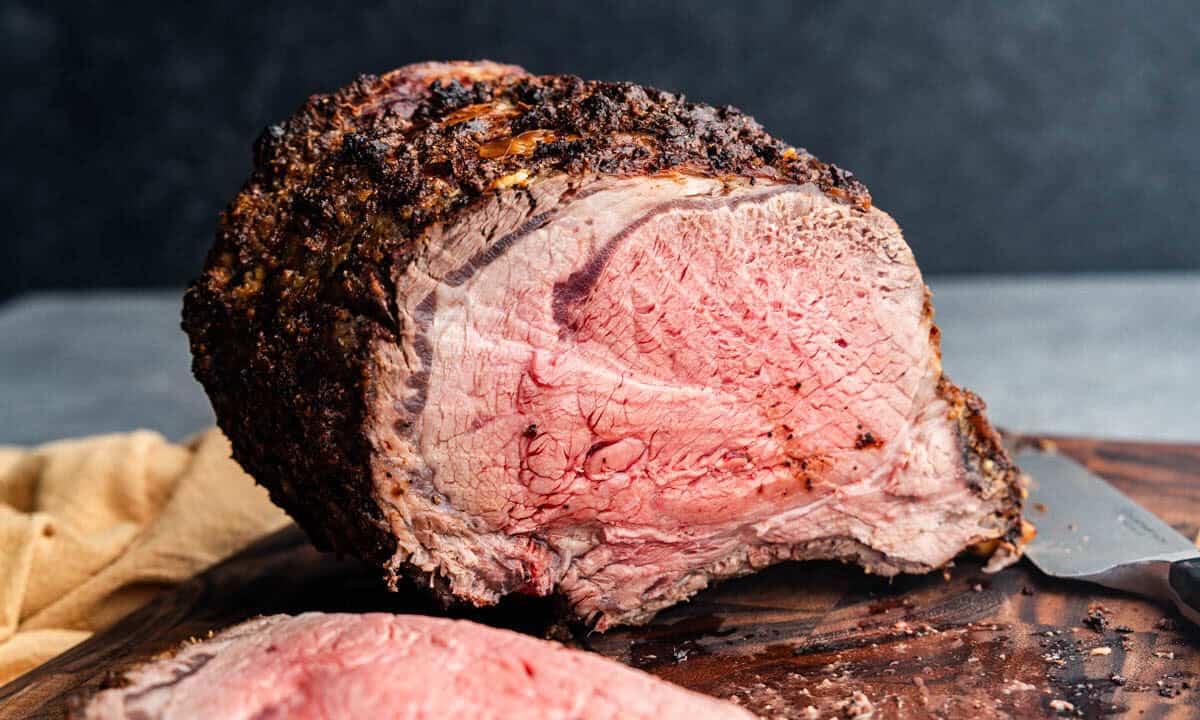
(4, 1), (1199, 301)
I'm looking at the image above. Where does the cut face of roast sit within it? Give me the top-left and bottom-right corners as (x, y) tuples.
(76, 613), (752, 720)
(367, 174), (1005, 629)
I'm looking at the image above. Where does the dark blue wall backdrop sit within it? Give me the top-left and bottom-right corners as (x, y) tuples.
(3, 1), (1199, 299)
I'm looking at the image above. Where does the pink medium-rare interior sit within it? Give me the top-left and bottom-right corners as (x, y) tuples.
(368, 175), (1000, 626)
(79, 613), (751, 720)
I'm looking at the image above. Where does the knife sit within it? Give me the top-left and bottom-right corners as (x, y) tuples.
(1016, 447), (1200, 625)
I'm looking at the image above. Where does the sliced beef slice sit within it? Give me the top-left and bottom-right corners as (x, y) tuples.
(183, 61), (1022, 630)
(75, 613), (752, 719)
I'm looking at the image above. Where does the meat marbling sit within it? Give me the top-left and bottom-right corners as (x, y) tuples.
(183, 60), (1022, 630)
(75, 613), (752, 719)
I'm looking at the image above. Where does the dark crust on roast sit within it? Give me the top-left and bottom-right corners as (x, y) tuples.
(67, 634), (224, 719)
(181, 60), (1020, 586)
(943, 379), (1025, 546)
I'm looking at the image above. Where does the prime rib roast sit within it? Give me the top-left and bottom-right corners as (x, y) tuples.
(183, 60), (1023, 630)
(75, 613), (751, 719)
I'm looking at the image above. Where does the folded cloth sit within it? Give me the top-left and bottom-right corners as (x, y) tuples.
(0, 428), (288, 685)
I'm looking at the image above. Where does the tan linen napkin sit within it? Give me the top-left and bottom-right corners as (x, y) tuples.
(0, 428), (289, 684)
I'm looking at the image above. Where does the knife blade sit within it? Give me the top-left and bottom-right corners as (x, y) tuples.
(1016, 447), (1200, 625)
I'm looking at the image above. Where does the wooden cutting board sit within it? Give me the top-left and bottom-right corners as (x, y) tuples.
(1, 437), (1197, 719)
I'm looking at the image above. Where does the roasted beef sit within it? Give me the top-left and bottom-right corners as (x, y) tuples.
(182, 61), (1022, 630)
(76, 613), (751, 719)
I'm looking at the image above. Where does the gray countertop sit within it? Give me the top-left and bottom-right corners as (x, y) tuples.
(2, 273), (1197, 446)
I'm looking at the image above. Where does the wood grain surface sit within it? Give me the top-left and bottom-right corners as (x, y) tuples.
(1, 438), (1197, 719)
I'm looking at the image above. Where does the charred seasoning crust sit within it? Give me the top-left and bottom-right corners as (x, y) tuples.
(181, 60), (1017, 579)
(942, 379), (1025, 548)
(67, 641), (217, 719)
